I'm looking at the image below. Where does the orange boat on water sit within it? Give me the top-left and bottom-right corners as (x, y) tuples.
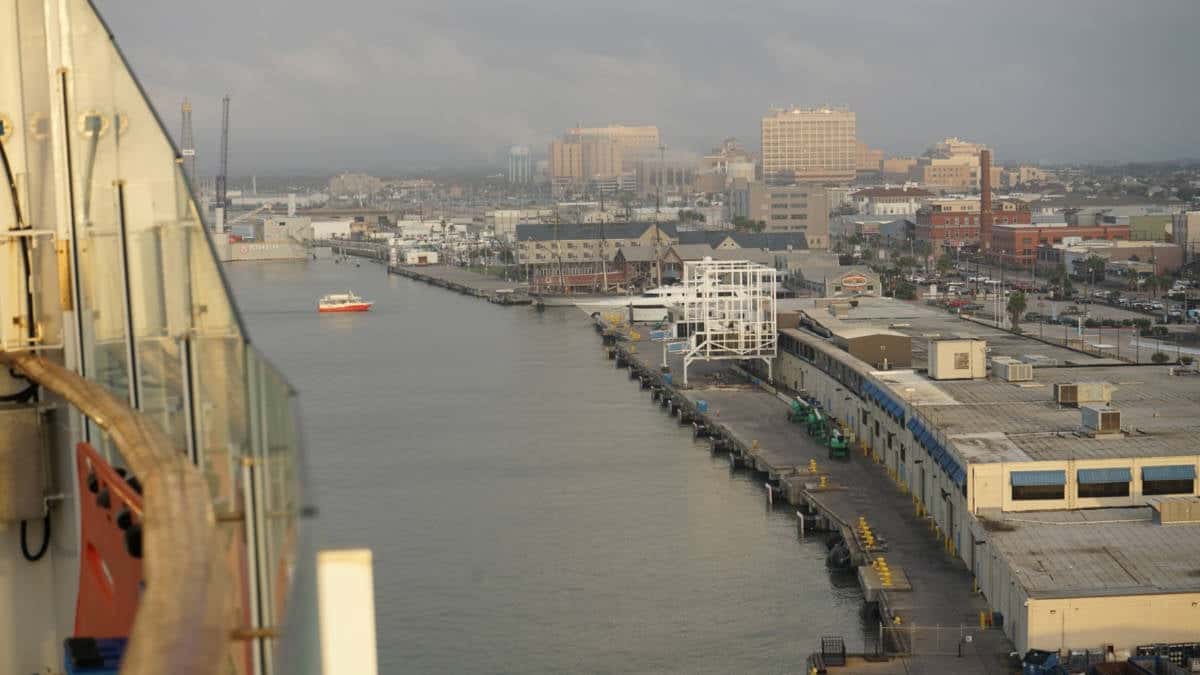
(318, 291), (374, 313)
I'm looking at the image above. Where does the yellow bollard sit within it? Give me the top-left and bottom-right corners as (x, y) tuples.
(818, 475), (828, 489)
(809, 459), (818, 474)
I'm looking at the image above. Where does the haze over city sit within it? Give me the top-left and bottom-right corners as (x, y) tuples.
(97, 0), (1200, 173)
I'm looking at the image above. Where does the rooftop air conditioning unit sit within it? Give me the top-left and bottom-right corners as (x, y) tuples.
(1080, 405), (1121, 435)
(1149, 497), (1200, 525)
(993, 358), (1033, 382)
(1055, 382), (1114, 407)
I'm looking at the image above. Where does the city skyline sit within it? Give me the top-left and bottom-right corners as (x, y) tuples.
(97, 0), (1200, 173)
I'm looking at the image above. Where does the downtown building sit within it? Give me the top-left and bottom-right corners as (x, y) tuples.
(507, 145), (533, 184)
(549, 125), (660, 195)
(729, 180), (830, 249)
(761, 106), (857, 184)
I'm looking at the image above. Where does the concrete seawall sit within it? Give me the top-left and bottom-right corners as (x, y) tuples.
(594, 318), (1014, 674)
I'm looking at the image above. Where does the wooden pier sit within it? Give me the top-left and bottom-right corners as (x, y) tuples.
(387, 264), (532, 305)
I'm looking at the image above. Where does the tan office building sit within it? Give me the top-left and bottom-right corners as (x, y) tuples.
(729, 180), (830, 248)
(567, 125), (660, 160)
(761, 107), (856, 183)
(550, 137), (623, 184)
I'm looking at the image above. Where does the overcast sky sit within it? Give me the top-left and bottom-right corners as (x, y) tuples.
(97, 0), (1200, 174)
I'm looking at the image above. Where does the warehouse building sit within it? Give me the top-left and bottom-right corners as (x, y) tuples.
(771, 296), (1200, 656)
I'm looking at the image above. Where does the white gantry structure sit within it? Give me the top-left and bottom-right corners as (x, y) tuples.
(679, 259), (778, 386)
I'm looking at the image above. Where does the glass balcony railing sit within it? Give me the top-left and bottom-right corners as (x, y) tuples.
(2, 1), (315, 673)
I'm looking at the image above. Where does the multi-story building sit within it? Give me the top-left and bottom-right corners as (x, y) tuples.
(882, 157), (918, 182)
(850, 187), (933, 217)
(910, 157), (1001, 192)
(697, 138), (756, 192)
(908, 138), (999, 191)
(855, 141), (884, 175)
(567, 125), (661, 160)
(1003, 165), (1052, 188)
(1172, 211), (1200, 262)
(550, 139), (583, 186)
(926, 136), (988, 159)
(507, 145), (533, 184)
(634, 150), (696, 199)
(992, 223), (1130, 266)
(515, 221), (679, 292)
(549, 137), (623, 190)
(761, 107), (856, 183)
(729, 180), (830, 248)
(914, 198), (1032, 247)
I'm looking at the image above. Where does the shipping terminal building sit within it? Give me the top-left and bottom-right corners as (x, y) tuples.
(771, 296), (1200, 657)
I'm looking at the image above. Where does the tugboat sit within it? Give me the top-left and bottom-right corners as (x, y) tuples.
(318, 291), (374, 313)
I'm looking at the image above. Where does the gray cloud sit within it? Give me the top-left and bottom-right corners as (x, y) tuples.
(96, 0), (1200, 173)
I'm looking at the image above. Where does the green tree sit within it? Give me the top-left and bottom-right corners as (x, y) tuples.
(1007, 291), (1028, 331)
(1145, 275), (1162, 297)
(1084, 255), (1107, 282)
(894, 280), (917, 300)
(1050, 264), (1074, 299)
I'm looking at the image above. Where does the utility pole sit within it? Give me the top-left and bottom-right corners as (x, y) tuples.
(655, 144), (666, 287)
(215, 94), (230, 232)
(179, 98), (196, 186)
(554, 210), (565, 294)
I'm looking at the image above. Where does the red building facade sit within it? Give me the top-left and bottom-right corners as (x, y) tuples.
(914, 199), (1032, 248)
(991, 224), (1130, 265)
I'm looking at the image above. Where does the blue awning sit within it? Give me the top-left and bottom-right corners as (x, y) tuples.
(950, 465), (966, 487)
(1077, 468), (1132, 484)
(1142, 465), (1196, 482)
(1011, 470), (1066, 487)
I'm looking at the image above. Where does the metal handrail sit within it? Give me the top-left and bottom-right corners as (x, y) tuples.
(0, 350), (227, 675)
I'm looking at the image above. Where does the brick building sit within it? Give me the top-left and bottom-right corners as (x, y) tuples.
(914, 198), (1031, 247)
(992, 223), (1130, 266)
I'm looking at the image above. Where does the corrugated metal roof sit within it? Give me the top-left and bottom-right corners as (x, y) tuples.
(979, 507), (1200, 598)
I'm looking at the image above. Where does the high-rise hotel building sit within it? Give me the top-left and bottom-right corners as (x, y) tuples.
(761, 107), (856, 183)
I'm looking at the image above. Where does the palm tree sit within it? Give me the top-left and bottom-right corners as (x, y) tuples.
(1084, 255), (1107, 282)
(1007, 291), (1027, 331)
(1145, 275), (1160, 298)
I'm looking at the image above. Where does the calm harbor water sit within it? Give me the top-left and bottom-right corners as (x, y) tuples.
(226, 259), (868, 674)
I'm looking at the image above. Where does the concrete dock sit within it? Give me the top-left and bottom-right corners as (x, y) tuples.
(388, 264), (532, 304)
(600, 323), (1015, 674)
